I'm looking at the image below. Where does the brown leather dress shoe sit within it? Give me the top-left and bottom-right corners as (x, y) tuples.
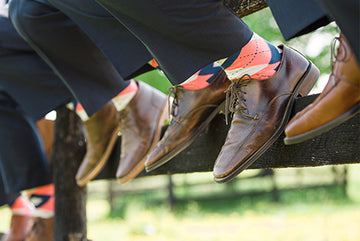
(116, 81), (168, 183)
(2, 215), (33, 241)
(76, 101), (121, 186)
(213, 45), (319, 183)
(145, 70), (230, 172)
(284, 34), (360, 145)
(36, 118), (55, 161)
(25, 217), (53, 241)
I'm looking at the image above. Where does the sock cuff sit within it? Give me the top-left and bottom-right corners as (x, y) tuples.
(117, 79), (138, 96)
(29, 184), (55, 218)
(112, 80), (138, 111)
(75, 103), (89, 121)
(10, 196), (35, 216)
(181, 62), (223, 90)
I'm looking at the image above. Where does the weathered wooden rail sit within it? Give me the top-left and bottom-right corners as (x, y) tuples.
(51, 1), (359, 240)
(53, 94), (359, 241)
(95, 95), (360, 179)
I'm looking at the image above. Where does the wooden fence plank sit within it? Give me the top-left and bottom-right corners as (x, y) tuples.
(52, 107), (87, 241)
(95, 94), (360, 179)
(223, 0), (268, 18)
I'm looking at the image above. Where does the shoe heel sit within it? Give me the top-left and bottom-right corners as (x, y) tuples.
(297, 62), (320, 97)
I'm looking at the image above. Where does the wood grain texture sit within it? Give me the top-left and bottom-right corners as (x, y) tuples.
(52, 107), (87, 241)
(95, 94), (360, 179)
(223, 0), (268, 18)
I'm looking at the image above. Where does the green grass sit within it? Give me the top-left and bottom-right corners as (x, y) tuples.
(1, 165), (359, 241)
(84, 165), (360, 241)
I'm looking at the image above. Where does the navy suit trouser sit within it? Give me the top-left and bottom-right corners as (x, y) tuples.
(0, 2), (64, 195)
(316, 0), (359, 63)
(266, 0), (359, 63)
(0, 169), (20, 207)
(0, 86), (52, 195)
(0, 0), (152, 194)
(9, 0), (154, 116)
(10, 0), (253, 86)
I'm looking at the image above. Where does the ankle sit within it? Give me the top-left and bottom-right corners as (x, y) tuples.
(10, 196), (35, 217)
(29, 184), (55, 219)
(112, 79), (138, 111)
(221, 33), (282, 80)
(181, 62), (224, 90)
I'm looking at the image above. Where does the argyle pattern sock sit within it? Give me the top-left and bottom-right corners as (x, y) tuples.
(10, 196), (35, 216)
(74, 79), (138, 121)
(221, 33), (282, 80)
(148, 58), (159, 68)
(111, 79), (138, 111)
(181, 62), (223, 90)
(29, 184), (54, 219)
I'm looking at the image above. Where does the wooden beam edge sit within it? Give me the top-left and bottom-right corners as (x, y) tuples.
(95, 94), (360, 179)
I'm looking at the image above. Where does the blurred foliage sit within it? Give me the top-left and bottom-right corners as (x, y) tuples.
(81, 165), (360, 241)
(137, 69), (172, 94)
(242, 8), (339, 75)
(137, 7), (339, 92)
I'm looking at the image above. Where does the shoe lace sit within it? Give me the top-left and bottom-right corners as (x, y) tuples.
(331, 36), (347, 64)
(330, 35), (347, 85)
(167, 86), (179, 122)
(224, 74), (259, 124)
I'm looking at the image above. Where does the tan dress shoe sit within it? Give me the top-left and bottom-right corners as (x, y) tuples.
(76, 101), (120, 186)
(213, 45), (319, 183)
(145, 70), (231, 172)
(284, 34), (360, 145)
(36, 118), (55, 162)
(116, 81), (168, 183)
(2, 215), (33, 241)
(25, 217), (53, 241)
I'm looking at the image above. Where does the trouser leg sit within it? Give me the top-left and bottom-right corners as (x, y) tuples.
(47, 0), (152, 79)
(9, 0), (127, 116)
(316, 0), (360, 63)
(0, 89), (51, 193)
(0, 2), (72, 120)
(95, 0), (253, 84)
(0, 173), (21, 207)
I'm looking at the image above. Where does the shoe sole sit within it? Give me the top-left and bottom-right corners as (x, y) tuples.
(214, 60), (319, 183)
(76, 125), (121, 187)
(145, 100), (226, 172)
(284, 102), (360, 145)
(117, 100), (169, 183)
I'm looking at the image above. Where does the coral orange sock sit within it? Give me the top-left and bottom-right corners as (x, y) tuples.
(148, 58), (159, 68)
(75, 79), (138, 120)
(75, 103), (89, 121)
(29, 184), (54, 219)
(221, 33), (282, 80)
(181, 62), (223, 90)
(10, 196), (35, 216)
(112, 79), (138, 111)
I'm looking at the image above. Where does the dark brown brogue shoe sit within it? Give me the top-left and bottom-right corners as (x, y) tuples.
(116, 81), (168, 183)
(145, 70), (231, 172)
(284, 34), (360, 144)
(25, 217), (53, 241)
(76, 101), (120, 186)
(2, 215), (33, 241)
(213, 45), (319, 183)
